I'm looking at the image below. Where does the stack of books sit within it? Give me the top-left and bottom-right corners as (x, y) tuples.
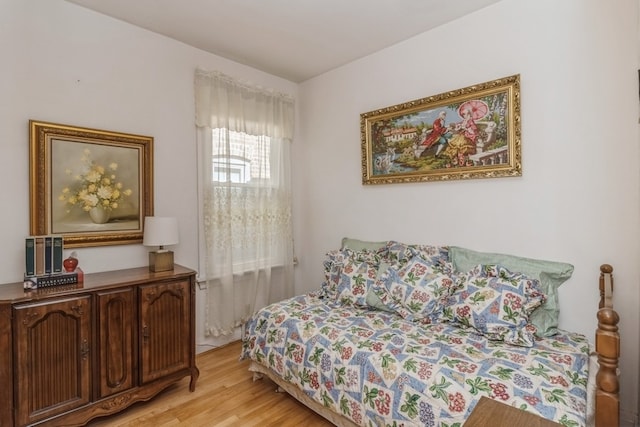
(24, 235), (79, 289)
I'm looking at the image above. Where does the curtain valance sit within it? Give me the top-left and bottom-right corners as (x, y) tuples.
(194, 68), (295, 141)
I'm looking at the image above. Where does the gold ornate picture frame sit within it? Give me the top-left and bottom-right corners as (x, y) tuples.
(361, 74), (521, 184)
(29, 120), (154, 248)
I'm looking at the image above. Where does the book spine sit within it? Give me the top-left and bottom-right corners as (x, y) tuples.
(52, 236), (63, 274)
(25, 237), (36, 277)
(31, 272), (79, 288)
(44, 236), (53, 274)
(35, 237), (45, 275)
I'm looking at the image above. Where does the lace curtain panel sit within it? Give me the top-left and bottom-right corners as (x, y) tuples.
(195, 69), (295, 337)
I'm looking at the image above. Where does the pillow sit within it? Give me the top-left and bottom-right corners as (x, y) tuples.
(335, 257), (380, 307)
(373, 256), (459, 322)
(341, 237), (388, 251)
(364, 261), (395, 312)
(320, 249), (352, 299)
(323, 242), (390, 301)
(365, 286), (395, 313)
(321, 249), (381, 301)
(442, 264), (546, 347)
(448, 246), (573, 337)
(384, 241), (449, 267)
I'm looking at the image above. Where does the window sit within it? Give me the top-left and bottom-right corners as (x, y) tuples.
(195, 68), (295, 338)
(212, 155), (250, 183)
(211, 129), (272, 185)
(207, 127), (287, 272)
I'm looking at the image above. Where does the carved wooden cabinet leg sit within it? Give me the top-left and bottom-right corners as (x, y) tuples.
(190, 367), (200, 392)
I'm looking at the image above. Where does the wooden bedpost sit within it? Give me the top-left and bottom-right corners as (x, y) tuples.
(595, 264), (620, 427)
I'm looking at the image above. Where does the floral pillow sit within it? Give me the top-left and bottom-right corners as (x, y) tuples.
(448, 246), (574, 337)
(384, 241), (449, 268)
(321, 250), (349, 298)
(335, 258), (380, 307)
(321, 248), (382, 299)
(373, 256), (459, 322)
(442, 264), (546, 347)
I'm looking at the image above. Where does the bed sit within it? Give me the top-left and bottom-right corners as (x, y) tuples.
(240, 240), (620, 427)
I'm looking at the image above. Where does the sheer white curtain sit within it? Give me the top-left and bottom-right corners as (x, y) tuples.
(195, 69), (295, 337)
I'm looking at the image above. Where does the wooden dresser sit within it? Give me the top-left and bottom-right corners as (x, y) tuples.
(0, 265), (199, 427)
(464, 396), (562, 427)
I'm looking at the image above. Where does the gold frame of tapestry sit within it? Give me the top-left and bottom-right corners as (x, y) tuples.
(361, 74), (521, 185)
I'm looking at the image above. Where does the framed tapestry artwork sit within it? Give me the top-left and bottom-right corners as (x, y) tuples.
(29, 120), (154, 248)
(361, 74), (521, 184)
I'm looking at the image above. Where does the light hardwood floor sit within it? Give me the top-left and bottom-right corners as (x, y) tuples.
(88, 340), (333, 426)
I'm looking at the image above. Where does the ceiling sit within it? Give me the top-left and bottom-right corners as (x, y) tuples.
(66, 0), (502, 83)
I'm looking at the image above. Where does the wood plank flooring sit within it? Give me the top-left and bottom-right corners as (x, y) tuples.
(88, 340), (333, 426)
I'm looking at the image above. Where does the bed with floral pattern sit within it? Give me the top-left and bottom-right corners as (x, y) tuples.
(240, 240), (620, 427)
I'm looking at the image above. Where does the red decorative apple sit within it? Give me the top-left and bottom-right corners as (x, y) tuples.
(63, 256), (78, 272)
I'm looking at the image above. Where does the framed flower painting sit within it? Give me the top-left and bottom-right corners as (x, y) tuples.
(29, 120), (154, 248)
(360, 74), (521, 184)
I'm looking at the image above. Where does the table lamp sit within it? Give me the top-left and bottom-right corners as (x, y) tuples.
(143, 216), (179, 272)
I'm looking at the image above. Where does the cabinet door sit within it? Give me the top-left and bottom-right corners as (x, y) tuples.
(14, 296), (91, 426)
(97, 288), (134, 398)
(139, 279), (191, 383)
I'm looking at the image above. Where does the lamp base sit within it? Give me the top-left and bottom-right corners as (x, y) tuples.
(148, 251), (174, 272)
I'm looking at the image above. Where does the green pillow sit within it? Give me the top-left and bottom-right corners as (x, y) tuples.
(341, 237), (387, 251)
(448, 246), (574, 337)
(365, 287), (395, 313)
(365, 260), (395, 313)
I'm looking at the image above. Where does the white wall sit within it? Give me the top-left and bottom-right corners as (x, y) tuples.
(0, 0), (297, 348)
(294, 0), (639, 424)
(1, 0), (638, 424)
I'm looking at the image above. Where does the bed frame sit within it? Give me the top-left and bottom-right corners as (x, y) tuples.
(251, 264), (620, 427)
(596, 264), (620, 427)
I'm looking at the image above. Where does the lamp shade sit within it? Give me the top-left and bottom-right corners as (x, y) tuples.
(143, 217), (179, 247)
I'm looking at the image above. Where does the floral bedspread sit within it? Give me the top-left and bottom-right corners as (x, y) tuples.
(241, 292), (590, 427)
